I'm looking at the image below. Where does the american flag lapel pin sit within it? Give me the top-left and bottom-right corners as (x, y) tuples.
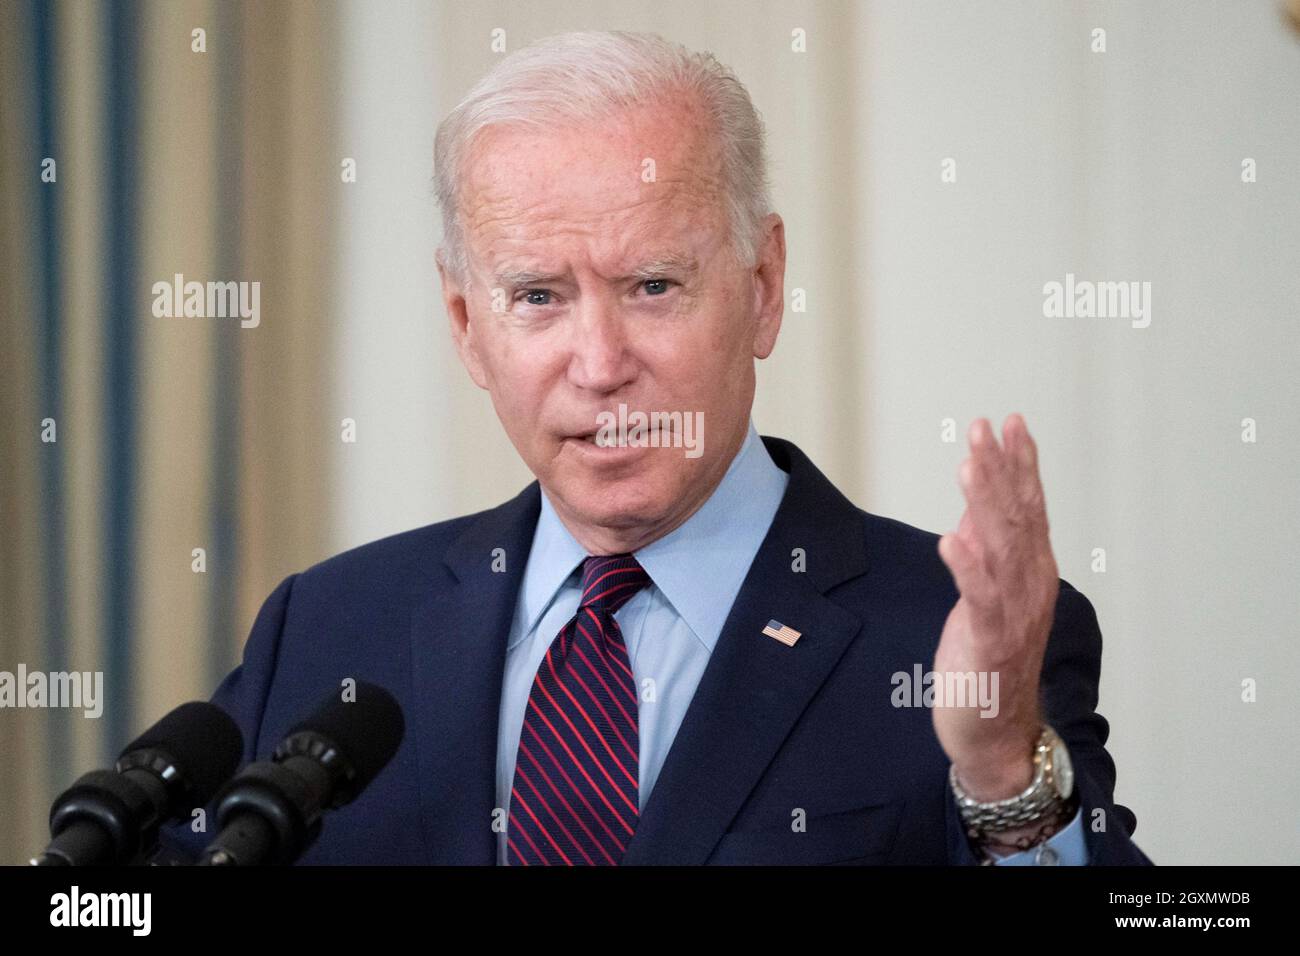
(762, 619), (802, 647)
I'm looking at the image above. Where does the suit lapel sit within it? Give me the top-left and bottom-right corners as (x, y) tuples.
(621, 437), (872, 865)
(409, 483), (540, 864)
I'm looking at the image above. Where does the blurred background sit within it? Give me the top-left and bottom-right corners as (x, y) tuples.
(2, 0), (1298, 865)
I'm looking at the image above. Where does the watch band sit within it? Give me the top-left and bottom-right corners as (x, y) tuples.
(950, 724), (1075, 841)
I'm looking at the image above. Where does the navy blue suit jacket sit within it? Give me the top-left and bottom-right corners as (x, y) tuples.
(157, 436), (1152, 865)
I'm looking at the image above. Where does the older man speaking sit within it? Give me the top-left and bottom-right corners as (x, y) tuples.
(158, 30), (1150, 866)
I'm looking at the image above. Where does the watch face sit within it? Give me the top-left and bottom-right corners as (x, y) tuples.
(1052, 740), (1074, 799)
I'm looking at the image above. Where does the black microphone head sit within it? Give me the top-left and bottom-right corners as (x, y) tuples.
(279, 682), (405, 804)
(119, 701), (244, 807)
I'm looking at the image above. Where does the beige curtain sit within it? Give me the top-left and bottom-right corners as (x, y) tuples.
(0, 0), (337, 864)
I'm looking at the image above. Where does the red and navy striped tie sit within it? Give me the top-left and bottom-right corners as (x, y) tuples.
(507, 554), (651, 865)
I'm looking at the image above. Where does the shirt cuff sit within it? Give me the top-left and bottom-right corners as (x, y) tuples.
(990, 806), (1086, 866)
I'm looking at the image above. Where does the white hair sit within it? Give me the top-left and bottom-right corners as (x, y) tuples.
(433, 30), (772, 287)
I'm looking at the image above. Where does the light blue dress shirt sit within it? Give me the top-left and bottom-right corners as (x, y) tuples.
(495, 420), (1086, 865)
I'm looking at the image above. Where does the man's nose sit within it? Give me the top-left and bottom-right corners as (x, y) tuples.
(566, 298), (636, 393)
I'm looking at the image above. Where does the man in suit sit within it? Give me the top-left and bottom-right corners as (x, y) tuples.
(158, 30), (1151, 866)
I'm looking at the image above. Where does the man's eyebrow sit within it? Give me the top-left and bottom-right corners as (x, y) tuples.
(492, 268), (565, 288)
(625, 253), (699, 280)
(491, 253), (699, 289)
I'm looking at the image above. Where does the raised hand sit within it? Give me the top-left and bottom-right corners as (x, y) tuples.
(933, 414), (1060, 800)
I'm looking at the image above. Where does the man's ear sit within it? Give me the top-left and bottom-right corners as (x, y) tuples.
(750, 212), (786, 360)
(437, 250), (490, 390)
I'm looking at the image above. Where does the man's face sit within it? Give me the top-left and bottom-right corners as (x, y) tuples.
(439, 92), (784, 551)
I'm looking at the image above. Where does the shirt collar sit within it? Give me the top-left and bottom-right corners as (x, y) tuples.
(511, 419), (789, 652)
(511, 491), (589, 648)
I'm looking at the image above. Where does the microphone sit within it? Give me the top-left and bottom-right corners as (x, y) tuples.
(198, 681), (404, 866)
(34, 701), (244, 866)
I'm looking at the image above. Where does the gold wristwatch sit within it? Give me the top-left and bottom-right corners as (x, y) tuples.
(949, 724), (1077, 852)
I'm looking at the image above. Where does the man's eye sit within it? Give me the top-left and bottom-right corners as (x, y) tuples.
(519, 289), (553, 306)
(641, 279), (674, 296)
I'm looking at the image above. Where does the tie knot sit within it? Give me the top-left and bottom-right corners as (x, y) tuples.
(579, 554), (650, 617)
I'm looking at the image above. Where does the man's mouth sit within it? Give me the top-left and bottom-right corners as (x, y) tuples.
(567, 431), (614, 447)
